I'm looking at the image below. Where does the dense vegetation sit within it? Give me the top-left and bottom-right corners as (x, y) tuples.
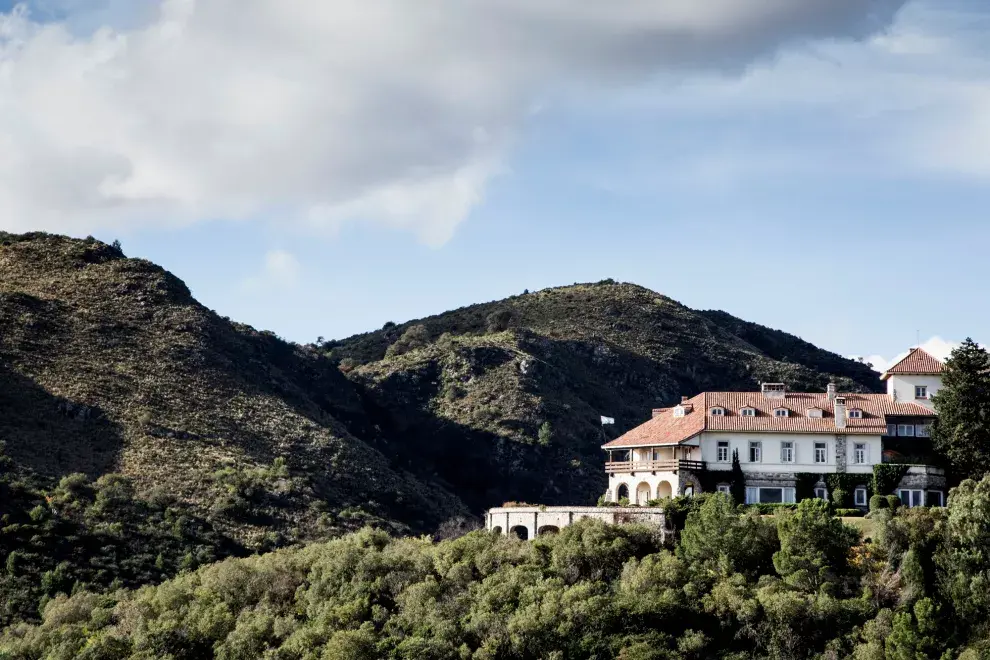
(6, 481), (990, 659)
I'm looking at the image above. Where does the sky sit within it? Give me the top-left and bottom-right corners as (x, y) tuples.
(1, 0), (988, 371)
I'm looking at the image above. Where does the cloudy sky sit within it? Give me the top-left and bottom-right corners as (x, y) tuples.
(1, 0), (987, 368)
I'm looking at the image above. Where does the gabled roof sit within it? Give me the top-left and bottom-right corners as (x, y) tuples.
(881, 348), (944, 380)
(603, 391), (935, 449)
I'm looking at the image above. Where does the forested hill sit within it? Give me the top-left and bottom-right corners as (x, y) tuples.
(324, 280), (882, 511)
(0, 232), (880, 624)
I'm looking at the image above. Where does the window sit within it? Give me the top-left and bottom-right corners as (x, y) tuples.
(774, 408), (789, 418)
(897, 424), (916, 437)
(717, 441), (730, 463)
(915, 386), (928, 400)
(814, 487), (828, 500)
(717, 484), (731, 495)
(854, 488), (868, 507)
(887, 423), (897, 436)
(747, 487), (797, 504)
(916, 424), (932, 438)
(780, 441), (794, 463)
(749, 441), (762, 463)
(710, 407), (725, 416)
(848, 409), (863, 419)
(807, 408), (823, 418)
(673, 406), (685, 418)
(814, 442), (827, 464)
(899, 489), (925, 508)
(926, 490), (944, 507)
(854, 443), (867, 465)
(740, 407), (756, 417)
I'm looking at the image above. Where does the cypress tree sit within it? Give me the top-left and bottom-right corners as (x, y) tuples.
(931, 338), (990, 481)
(730, 448), (746, 505)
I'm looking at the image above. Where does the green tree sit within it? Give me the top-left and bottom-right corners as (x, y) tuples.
(730, 449), (745, 506)
(678, 492), (777, 579)
(931, 338), (990, 480)
(937, 475), (990, 630)
(773, 498), (859, 592)
(538, 422), (553, 447)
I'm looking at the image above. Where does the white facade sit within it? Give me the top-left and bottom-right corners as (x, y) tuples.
(887, 374), (941, 409)
(700, 431), (882, 475)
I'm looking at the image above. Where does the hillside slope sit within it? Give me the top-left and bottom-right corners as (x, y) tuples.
(325, 281), (882, 510)
(0, 233), (468, 547)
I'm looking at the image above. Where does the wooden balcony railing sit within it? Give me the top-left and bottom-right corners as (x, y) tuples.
(605, 459), (707, 473)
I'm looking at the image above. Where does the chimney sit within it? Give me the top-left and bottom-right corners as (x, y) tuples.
(761, 383), (787, 399)
(682, 396), (689, 404)
(834, 396), (847, 429)
(827, 383), (837, 401)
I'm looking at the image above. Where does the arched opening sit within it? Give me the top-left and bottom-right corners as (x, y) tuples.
(616, 484), (630, 502)
(656, 481), (673, 500)
(636, 482), (651, 505)
(537, 525), (560, 536)
(509, 526), (529, 540)
(683, 485), (694, 497)
(491, 526), (503, 535)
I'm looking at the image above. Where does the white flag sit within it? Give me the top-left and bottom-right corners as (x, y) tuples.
(600, 416), (615, 425)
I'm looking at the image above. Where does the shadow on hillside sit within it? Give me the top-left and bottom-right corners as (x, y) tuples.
(0, 362), (124, 478)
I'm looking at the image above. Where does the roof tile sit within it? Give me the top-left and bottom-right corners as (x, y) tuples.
(603, 391), (934, 448)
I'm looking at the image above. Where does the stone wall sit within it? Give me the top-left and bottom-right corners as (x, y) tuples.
(485, 506), (669, 541)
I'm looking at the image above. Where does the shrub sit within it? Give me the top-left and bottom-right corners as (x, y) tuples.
(887, 494), (902, 511)
(747, 503), (799, 515)
(831, 488), (849, 508)
(385, 324), (431, 357)
(870, 495), (888, 513)
(835, 509), (865, 518)
(485, 310), (514, 333)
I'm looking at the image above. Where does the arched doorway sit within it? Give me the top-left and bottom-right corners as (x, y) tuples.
(636, 482), (651, 505)
(509, 526), (529, 540)
(656, 481), (673, 499)
(491, 526), (503, 535)
(616, 484), (630, 502)
(537, 525), (560, 536)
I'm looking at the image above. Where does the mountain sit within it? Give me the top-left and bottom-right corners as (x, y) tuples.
(325, 280), (882, 511)
(0, 232), (475, 622)
(0, 234), (881, 623)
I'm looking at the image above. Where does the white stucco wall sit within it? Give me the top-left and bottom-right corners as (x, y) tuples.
(887, 374), (942, 409)
(699, 431), (883, 474)
(608, 471), (680, 503)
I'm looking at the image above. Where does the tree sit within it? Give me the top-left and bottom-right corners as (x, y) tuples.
(931, 338), (990, 480)
(730, 449), (745, 506)
(937, 474), (990, 629)
(773, 498), (859, 592)
(538, 422), (553, 446)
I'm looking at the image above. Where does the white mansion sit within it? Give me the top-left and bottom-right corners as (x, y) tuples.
(601, 347), (946, 509)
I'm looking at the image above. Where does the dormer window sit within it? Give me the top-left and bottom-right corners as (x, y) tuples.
(710, 407), (726, 416)
(774, 408), (789, 418)
(807, 408), (824, 419)
(673, 406), (686, 418)
(740, 407), (756, 417)
(848, 409), (863, 419)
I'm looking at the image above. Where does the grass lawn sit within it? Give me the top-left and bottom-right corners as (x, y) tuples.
(840, 517), (877, 540)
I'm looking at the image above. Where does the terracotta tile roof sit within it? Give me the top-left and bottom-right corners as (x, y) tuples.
(881, 348), (944, 379)
(603, 391), (934, 448)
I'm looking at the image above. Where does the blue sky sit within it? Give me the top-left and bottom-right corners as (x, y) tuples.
(1, 0), (987, 369)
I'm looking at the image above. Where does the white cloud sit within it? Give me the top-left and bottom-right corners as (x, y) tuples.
(854, 336), (961, 373)
(0, 0), (905, 245)
(242, 249), (301, 293)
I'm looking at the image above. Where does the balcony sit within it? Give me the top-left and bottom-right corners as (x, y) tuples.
(605, 459), (706, 474)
